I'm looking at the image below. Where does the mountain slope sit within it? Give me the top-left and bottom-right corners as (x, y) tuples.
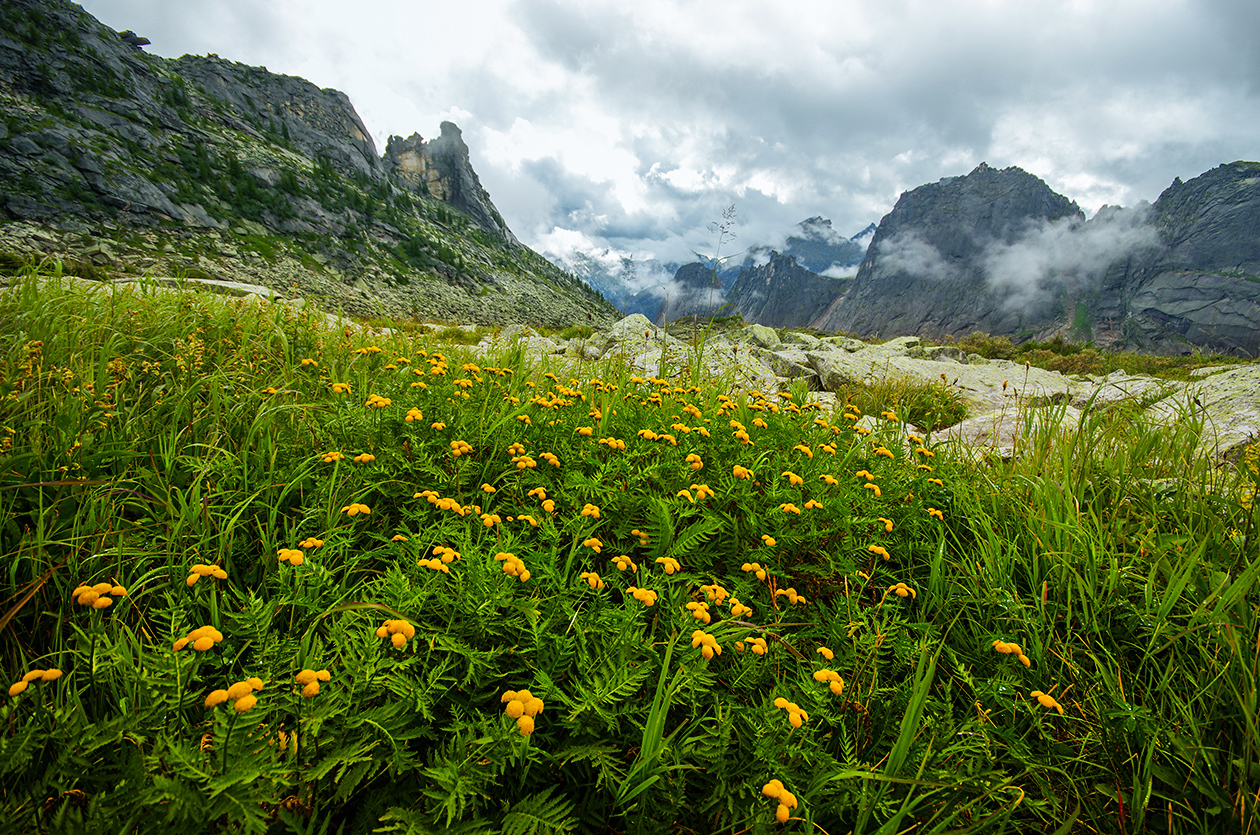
(0, 0), (617, 327)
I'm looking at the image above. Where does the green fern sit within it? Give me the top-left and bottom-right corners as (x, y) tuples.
(499, 786), (578, 835)
(665, 514), (724, 565)
(566, 662), (653, 730)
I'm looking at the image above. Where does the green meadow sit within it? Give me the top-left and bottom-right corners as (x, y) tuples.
(1, 270), (1257, 834)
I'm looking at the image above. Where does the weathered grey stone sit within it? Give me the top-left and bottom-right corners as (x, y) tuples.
(745, 324), (780, 348)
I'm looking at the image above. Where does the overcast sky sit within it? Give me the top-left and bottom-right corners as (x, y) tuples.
(81, 0), (1260, 272)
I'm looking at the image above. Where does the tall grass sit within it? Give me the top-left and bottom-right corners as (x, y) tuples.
(0, 270), (1256, 834)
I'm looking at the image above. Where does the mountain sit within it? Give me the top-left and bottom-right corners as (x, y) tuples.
(724, 252), (851, 328)
(1090, 162), (1260, 356)
(810, 161), (1260, 356)
(811, 163), (1084, 337)
(546, 217), (873, 323)
(0, 0), (617, 327)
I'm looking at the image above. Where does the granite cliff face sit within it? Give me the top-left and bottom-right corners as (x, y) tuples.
(0, 0), (616, 327)
(1091, 162), (1260, 356)
(811, 163), (1083, 338)
(724, 253), (850, 328)
(810, 161), (1260, 357)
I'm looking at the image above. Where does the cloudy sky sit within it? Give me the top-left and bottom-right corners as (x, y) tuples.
(81, 0), (1259, 276)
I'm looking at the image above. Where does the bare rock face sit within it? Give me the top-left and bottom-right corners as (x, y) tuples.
(724, 253), (850, 329)
(810, 163), (1083, 338)
(1093, 162), (1260, 357)
(383, 125), (517, 242)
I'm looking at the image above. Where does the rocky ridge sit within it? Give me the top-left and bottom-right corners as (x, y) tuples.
(811, 161), (1260, 357)
(0, 0), (617, 328)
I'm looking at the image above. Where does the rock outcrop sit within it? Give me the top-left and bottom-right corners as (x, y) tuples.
(811, 163), (1084, 338)
(485, 314), (1259, 463)
(0, 0), (618, 328)
(723, 253), (849, 328)
(1091, 162), (1260, 357)
(383, 124), (517, 242)
(808, 161), (1260, 357)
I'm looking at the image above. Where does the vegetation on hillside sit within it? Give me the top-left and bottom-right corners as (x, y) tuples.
(0, 270), (1257, 834)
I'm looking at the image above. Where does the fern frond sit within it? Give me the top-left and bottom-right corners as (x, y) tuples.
(499, 786), (577, 835)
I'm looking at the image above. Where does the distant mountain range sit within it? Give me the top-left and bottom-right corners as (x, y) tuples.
(548, 218), (875, 322)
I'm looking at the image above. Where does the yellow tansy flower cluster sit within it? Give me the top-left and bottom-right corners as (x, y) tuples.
(612, 554), (637, 572)
(733, 464), (753, 480)
(276, 549), (304, 566)
(655, 556), (681, 575)
(174, 625), (223, 652)
(495, 552), (530, 581)
(741, 562), (768, 581)
(579, 571), (604, 590)
(886, 582), (916, 599)
(626, 586), (657, 606)
(691, 629), (721, 659)
(295, 668), (331, 698)
(299, 537), (324, 549)
(1029, 689), (1064, 716)
(73, 581), (127, 609)
(735, 636), (767, 655)
(773, 697), (810, 728)
(9, 668), (62, 697)
(341, 503), (370, 516)
(762, 779), (800, 823)
(186, 563), (228, 585)
(376, 619), (416, 648)
(868, 544), (891, 560)
(501, 689), (544, 735)
(993, 639), (1032, 667)
(775, 587), (807, 605)
(813, 668), (845, 695)
(685, 601), (711, 624)
(580, 503), (601, 519)
(205, 677), (263, 712)
(365, 394), (391, 408)
(449, 439), (473, 457)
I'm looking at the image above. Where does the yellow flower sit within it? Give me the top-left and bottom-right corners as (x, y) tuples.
(804, 499), (823, 510)
(772, 698), (809, 728)
(854, 470), (875, 480)
(276, 549), (305, 566)
(376, 619), (416, 648)
(656, 556), (681, 575)
(927, 507), (944, 520)
(690, 629), (721, 659)
(481, 512), (502, 528)
(432, 546), (461, 563)
(916, 447), (935, 458)
(353, 453), (376, 464)
(449, 439), (473, 456)
(819, 474), (839, 485)
(612, 554), (638, 572)
(1029, 690), (1064, 716)
(741, 562), (768, 581)
(781, 471), (803, 486)
(775, 587), (807, 605)
(341, 503), (371, 516)
(481, 483), (497, 493)
(365, 394), (392, 408)
(778, 502), (801, 515)
(877, 517), (893, 532)
(261, 387), (278, 395)
(761, 534), (776, 547)
(580, 571), (605, 590)
(685, 453), (703, 470)
(685, 601), (711, 624)
(391, 534), (409, 542)
(299, 537), (324, 548)
(874, 446), (894, 459)
(576, 426), (594, 436)
(583, 537), (603, 553)
(528, 487), (547, 500)
(322, 451), (343, 463)
(863, 483), (882, 497)
(691, 483), (714, 500)
(405, 407), (424, 422)
(330, 382), (351, 394)
(792, 444), (813, 458)
(173, 625), (224, 652)
(920, 462), (936, 471)
(541, 499), (556, 513)
(300, 358), (317, 367)
(992, 640), (1032, 667)
(886, 582), (916, 599)
(626, 585), (657, 606)
(580, 503), (601, 518)
(540, 451), (560, 466)
(431, 421), (446, 430)
(733, 464), (753, 480)
(813, 668), (845, 695)
(868, 544), (890, 560)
